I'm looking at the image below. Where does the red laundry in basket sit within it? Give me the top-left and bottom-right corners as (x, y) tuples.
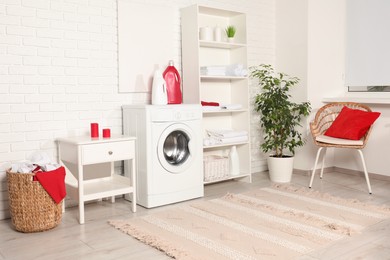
(34, 166), (66, 204)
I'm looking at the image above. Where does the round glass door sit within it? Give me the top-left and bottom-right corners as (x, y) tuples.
(157, 124), (195, 173)
(163, 130), (190, 166)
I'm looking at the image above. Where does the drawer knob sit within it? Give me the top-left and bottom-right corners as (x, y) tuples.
(108, 151), (113, 155)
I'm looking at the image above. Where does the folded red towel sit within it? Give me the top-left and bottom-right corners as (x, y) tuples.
(34, 166), (66, 204)
(201, 101), (219, 106)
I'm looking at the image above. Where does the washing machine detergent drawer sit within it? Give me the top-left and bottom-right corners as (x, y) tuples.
(151, 108), (202, 122)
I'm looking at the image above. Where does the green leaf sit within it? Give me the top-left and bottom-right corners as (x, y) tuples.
(250, 64), (312, 157)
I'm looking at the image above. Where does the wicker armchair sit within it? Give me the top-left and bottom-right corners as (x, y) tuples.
(309, 102), (374, 194)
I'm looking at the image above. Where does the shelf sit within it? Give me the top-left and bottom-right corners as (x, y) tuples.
(198, 5), (243, 18)
(200, 40), (246, 49)
(203, 141), (249, 149)
(66, 175), (134, 202)
(200, 75), (247, 81)
(83, 175), (133, 201)
(204, 172), (251, 184)
(203, 109), (247, 114)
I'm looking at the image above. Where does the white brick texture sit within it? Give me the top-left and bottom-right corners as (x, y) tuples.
(0, 0), (275, 220)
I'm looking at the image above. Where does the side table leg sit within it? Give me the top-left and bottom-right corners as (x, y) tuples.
(131, 193), (136, 212)
(78, 152), (85, 224)
(131, 158), (137, 213)
(79, 201), (84, 224)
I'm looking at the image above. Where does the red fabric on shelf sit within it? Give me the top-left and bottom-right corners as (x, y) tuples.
(201, 101), (219, 106)
(34, 166), (66, 204)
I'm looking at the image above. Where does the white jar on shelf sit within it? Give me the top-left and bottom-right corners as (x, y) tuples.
(199, 27), (212, 41)
(229, 146), (240, 176)
(214, 26), (222, 42)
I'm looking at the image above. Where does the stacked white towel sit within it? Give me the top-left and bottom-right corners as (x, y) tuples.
(200, 66), (226, 76)
(204, 129), (248, 146)
(200, 64), (247, 77)
(226, 64), (247, 77)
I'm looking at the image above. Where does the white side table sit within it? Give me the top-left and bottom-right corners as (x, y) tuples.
(57, 135), (136, 224)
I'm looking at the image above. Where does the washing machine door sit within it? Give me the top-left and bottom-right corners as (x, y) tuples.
(157, 123), (196, 173)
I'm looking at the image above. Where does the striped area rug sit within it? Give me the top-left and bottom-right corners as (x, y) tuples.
(109, 185), (390, 260)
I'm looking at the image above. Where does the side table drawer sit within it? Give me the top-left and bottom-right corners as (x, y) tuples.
(81, 140), (135, 165)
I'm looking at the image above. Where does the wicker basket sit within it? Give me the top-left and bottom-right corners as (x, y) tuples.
(6, 170), (63, 233)
(203, 155), (229, 182)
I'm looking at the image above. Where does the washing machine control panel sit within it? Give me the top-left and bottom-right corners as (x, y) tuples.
(151, 105), (202, 122)
(174, 111), (182, 120)
(175, 110), (201, 121)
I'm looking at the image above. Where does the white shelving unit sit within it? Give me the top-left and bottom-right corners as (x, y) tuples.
(181, 5), (251, 184)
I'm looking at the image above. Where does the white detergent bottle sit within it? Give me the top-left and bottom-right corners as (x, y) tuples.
(151, 69), (168, 105)
(229, 145), (240, 176)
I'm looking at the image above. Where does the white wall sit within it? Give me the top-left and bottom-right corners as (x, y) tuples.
(307, 0), (346, 108)
(275, 0), (313, 169)
(276, 0), (390, 177)
(275, 0), (308, 103)
(304, 0), (347, 171)
(0, 0), (275, 219)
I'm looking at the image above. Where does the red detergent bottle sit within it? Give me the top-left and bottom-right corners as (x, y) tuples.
(163, 60), (182, 104)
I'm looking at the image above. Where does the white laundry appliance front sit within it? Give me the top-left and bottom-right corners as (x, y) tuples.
(122, 104), (204, 208)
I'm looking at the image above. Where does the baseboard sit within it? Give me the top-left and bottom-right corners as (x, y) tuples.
(293, 167), (390, 181)
(333, 167), (390, 181)
(293, 167), (336, 176)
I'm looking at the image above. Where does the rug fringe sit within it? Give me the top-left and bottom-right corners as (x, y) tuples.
(271, 184), (390, 214)
(108, 220), (196, 260)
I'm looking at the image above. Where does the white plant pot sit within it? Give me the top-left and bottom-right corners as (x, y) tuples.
(267, 156), (294, 183)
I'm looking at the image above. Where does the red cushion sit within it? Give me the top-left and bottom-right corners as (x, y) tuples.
(324, 106), (380, 140)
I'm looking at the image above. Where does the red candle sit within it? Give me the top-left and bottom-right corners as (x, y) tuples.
(90, 123), (99, 138)
(103, 128), (111, 138)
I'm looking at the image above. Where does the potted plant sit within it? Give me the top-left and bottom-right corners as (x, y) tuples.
(225, 25), (236, 42)
(250, 64), (311, 183)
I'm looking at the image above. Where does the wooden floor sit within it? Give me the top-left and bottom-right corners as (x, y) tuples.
(1, 170), (390, 260)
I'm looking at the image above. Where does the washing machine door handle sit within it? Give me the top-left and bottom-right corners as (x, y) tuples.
(187, 138), (194, 157)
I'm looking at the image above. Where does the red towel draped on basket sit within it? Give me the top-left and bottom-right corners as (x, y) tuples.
(34, 166), (66, 204)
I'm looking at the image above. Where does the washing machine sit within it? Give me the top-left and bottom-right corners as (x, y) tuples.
(122, 104), (204, 208)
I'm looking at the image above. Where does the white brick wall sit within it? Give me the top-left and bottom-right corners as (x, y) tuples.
(0, 0), (275, 220)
